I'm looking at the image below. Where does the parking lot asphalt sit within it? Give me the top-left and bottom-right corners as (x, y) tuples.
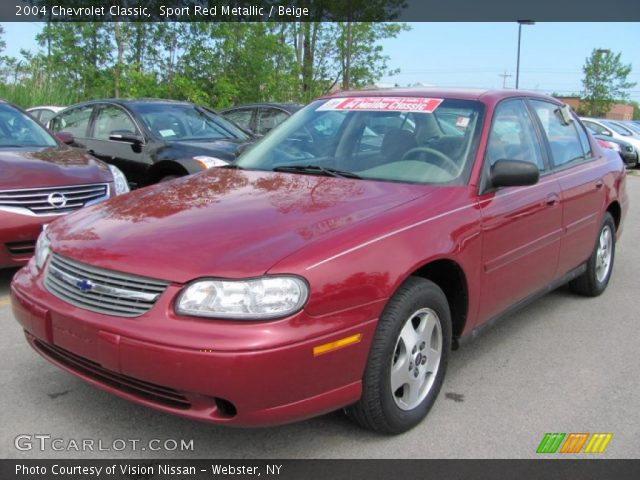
(1, 176), (638, 460)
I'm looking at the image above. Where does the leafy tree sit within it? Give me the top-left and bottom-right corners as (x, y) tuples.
(2, 17), (408, 109)
(333, 22), (407, 90)
(581, 49), (636, 117)
(621, 100), (640, 120)
(36, 22), (113, 98)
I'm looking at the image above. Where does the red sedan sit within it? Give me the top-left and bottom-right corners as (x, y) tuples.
(1, 101), (129, 269)
(11, 89), (628, 433)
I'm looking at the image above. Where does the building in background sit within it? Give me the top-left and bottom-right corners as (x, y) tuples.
(556, 96), (634, 120)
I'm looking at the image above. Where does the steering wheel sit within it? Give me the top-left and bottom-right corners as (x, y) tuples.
(401, 146), (459, 176)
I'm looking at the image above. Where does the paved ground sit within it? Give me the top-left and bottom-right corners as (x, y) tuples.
(1, 176), (639, 459)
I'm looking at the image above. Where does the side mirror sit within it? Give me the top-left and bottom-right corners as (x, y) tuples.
(109, 130), (144, 144)
(490, 160), (539, 189)
(602, 130), (613, 137)
(55, 132), (74, 145)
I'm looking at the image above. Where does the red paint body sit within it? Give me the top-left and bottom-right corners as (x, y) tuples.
(11, 89), (629, 426)
(1, 145), (115, 269)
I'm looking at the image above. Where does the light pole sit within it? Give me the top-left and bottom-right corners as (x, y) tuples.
(515, 20), (535, 89)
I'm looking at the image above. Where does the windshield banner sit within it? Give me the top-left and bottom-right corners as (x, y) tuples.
(317, 97), (444, 113)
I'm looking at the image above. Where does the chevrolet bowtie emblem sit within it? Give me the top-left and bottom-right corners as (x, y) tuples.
(75, 279), (94, 292)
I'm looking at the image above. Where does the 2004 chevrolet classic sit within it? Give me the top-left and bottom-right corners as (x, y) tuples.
(11, 89), (628, 434)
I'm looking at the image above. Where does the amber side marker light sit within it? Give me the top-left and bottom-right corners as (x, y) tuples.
(313, 334), (362, 356)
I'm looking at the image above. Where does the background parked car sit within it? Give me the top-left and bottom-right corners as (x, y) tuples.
(221, 103), (302, 136)
(599, 119), (640, 140)
(1, 100), (128, 269)
(616, 120), (640, 136)
(593, 135), (638, 168)
(26, 106), (65, 126)
(581, 117), (640, 154)
(49, 99), (253, 188)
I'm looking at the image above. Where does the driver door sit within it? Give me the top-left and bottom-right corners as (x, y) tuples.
(85, 104), (148, 186)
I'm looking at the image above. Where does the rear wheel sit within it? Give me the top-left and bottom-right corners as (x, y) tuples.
(570, 212), (616, 297)
(346, 277), (451, 434)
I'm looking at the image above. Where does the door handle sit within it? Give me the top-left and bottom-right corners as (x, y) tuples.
(595, 180), (604, 189)
(546, 194), (560, 207)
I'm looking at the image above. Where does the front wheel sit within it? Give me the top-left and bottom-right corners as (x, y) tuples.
(346, 277), (452, 434)
(570, 212), (616, 297)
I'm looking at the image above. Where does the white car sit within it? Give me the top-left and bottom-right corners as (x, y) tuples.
(617, 120), (640, 136)
(26, 105), (65, 127)
(581, 117), (640, 153)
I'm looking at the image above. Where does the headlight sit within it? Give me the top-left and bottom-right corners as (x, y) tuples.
(108, 164), (130, 194)
(193, 156), (229, 170)
(34, 230), (51, 270)
(176, 276), (309, 320)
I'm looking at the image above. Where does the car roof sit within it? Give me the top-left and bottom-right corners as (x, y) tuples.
(26, 106), (65, 111)
(67, 98), (196, 108)
(320, 87), (560, 104)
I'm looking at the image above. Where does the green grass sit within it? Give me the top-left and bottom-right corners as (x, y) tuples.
(0, 81), (80, 109)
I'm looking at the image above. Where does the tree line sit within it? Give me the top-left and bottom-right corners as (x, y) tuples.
(0, 21), (408, 109)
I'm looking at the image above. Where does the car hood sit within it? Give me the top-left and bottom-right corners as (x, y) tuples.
(156, 138), (249, 162)
(48, 168), (435, 283)
(0, 146), (112, 189)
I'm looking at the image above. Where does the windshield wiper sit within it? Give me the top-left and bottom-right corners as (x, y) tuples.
(273, 165), (361, 179)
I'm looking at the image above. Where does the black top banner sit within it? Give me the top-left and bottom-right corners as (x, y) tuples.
(2, 0), (640, 22)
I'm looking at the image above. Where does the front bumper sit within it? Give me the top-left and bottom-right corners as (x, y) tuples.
(621, 150), (638, 168)
(0, 212), (50, 268)
(11, 264), (379, 426)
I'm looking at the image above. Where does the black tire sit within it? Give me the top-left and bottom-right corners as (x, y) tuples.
(346, 277), (452, 434)
(570, 212), (616, 297)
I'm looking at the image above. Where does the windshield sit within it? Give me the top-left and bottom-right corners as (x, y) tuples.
(130, 103), (250, 142)
(236, 97), (484, 185)
(622, 122), (640, 134)
(602, 120), (633, 136)
(0, 104), (57, 148)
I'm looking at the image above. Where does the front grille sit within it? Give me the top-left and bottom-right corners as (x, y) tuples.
(6, 240), (36, 256)
(0, 183), (109, 216)
(45, 253), (168, 317)
(32, 339), (191, 410)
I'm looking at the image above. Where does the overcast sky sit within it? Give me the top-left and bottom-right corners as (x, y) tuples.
(2, 22), (638, 101)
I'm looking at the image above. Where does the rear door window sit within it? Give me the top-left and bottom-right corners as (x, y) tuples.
(225, 109), (254, 131)
(256, 108), (289, 136)
(50, 106), (94, 138)
(530, 100), (587, 168)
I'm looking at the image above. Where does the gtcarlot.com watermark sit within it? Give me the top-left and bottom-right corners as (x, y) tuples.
(15, 434), (194, 452)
